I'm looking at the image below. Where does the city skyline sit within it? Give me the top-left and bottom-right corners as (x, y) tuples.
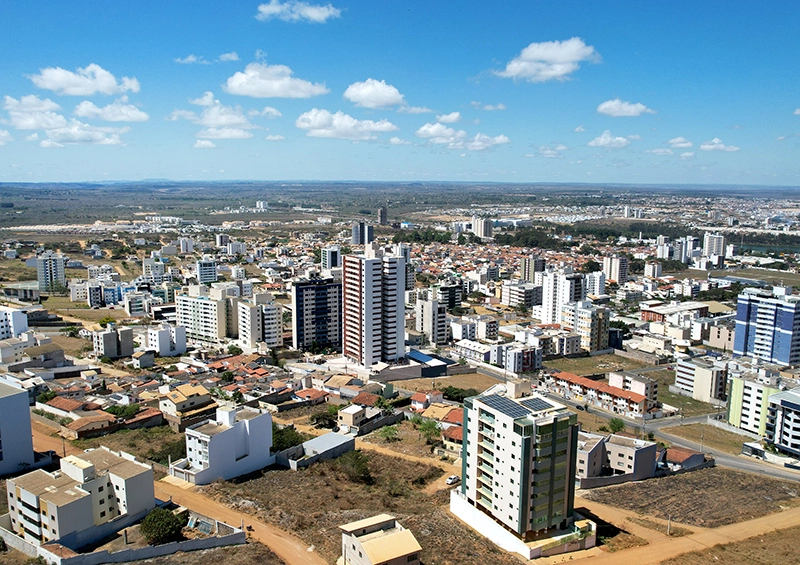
(1, 1), (799, 185)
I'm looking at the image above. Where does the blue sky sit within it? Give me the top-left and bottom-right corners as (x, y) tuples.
(1, 1), (799, 185)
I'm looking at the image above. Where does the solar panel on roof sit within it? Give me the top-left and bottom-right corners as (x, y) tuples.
(479, 394), (530, 419)
(520, 397), (554, 413)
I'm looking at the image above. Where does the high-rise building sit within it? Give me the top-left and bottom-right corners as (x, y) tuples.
(540, 271), (585, 325)
(177, 293), (226, 343)
(584, 271), (606, 297)
(215, 233), (230, 247)
(238, 293), (282, 348)
(521, 256), (546, 283)
(321, 245), (341, 270)
(142, 258), (166, 283)
(560, 301), (610, 352)
(471, 216), (493, 238)
(342, 244), (405, 367)
(454, 383), (580, 545)
(36, 251), (67, 292)
(196, 256), (218, 283)
(644, 261), (662, 279)
(436, 283), (463, 310)
(703, 232), (726, 257)
(291, 276), (343, 351)
(602, 254), (628, 284)
(378, 203), (388, 225)
(351, 221), (374, 245)
(733, 287), (800, 365)
(415, 298), (448, 345)
(0, 382), (35, 476)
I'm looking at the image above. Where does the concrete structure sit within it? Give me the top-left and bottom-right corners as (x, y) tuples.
(584, 271), (605, 297)
(169, 407), (274, 485)
(342, 245), (405, 368)
(92, 325), (133, 360)
(0, 306), (29, 340)
(176, 293), (226, 343)
(415, 298), (447, 345)
(675, 357), (727, 403)
(0, 382), (35, 476)
(291, 276), (342, 352)
(703, 232), (726, 257)
(351, 222), (374, 245)
(195, 256), (218, 283)
(276, 432), (355, 471)
(159, 383), (213, 417)
(6, 447), (153, 545)
(520, 256), (546, 283)
(733, 286), (800, 366)
(644, 261), (662, 279)
(36, 251), (67, 292)
(540, 271), (585, 325)
(238, 293), (282, 348)
(471, 215), (493, 239)
(501, 283), (542, 310)
(560, 301), (610, 353)
(576, 432), (657, 483)
(608, 370), (659, 406)
(603, 254), (629, 284)
(551, 372), (647, 417)
(321, 245), (341, 270)
(766, 388), (800, 457)
(727, 371), (784, 436)
(146, 324), (187, 357)
(339, 514), (421, 565)
(435, 283), (462, 310)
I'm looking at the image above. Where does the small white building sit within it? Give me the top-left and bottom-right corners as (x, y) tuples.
(0, 381), (35, 475)
(339, 514), (421, 565)
(169, 407), (274, 485)
(146, 324), (187, 357)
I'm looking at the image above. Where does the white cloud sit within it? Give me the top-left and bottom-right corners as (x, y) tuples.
(415, 122), (466, 145)
(224, 62), (329, 98)
(265, 134), (285, 141)
(0, 130), (13, 145)
(175, 54), (208, 65)
(627, 134), (641, 140)
(389, 137), (410, 145)
(645, 148), (673, 156)
(167, 109), (197, 121)
(699, 137), (740, 152)
(249, 106), (282, 118)
(25, 133), (38, 141)
(495, 37), (599, 83)
(596, 98), (655, 117)
(296, 108), (397, 140)
(44, 119), (129, 145)
(343, 79), (404, 109)
(3, 94), (60, 113)
(256, 0), (341, 23)
(574, 125), (585, 132)
(668, 136), (693, 148)
(190, 92), (217, 106)
(29, 63), (140, 96)
(680, 152), (695, 159)
(3, 95), (68, 130)
(462, 133), (510, 151)
(40, 139), (63, 148)
(794, 108), (800, 115)
(436, 111), (461, 123)
(194, 140), (216, 148)
(587, 130), (630, 149)
(529, 143), (567, 158)
(397, 106), (432, 114)
(218, 52), (240, 62)
(482, 103), (506, 111)
(196, 127), (254, 139)
(73, 96), (149, 122)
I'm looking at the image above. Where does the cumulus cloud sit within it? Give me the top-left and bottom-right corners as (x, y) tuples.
(587, 130), (630, 149)
(256, 0), (341, 23)
(574, 125), (585, 132)
(167, 109), (197, 121)
(29, 63), (140, 96)
(343, 79), (404, 109)
(794, 108), (800, 115)
(463, 133), (510, 151)
(4, 95), (60, 113)
(218, 52), (240, 62)
(471, 101), (506, 111)
(645, 148), (673, 156)
(597, 98), (655, 117)
(389, 137), (410, 145)
(265, 134), (285, 141)
(495, 37), (599, 83)
(397, 106), (432, 114)
(74, 96), (149, 122)
(170, 95), (258, 139)
(668, 136), (693, 148)
(249, 106), (282, 118)
(190, 92), (217, 106)
(699, 137), (740, 152)
(296, 108), (397, 140)
(25, 133), (39, 141)
(40, 139), (63, 148)
(175, 54), (208, 64)
(197, 127), (254, 139)
(4, 95), (67, 130)
(436, 111), (461, 123)
(0, 130), (13, 145)
(680, 152), (695, 159)
(415, 123), (508, 150)
(194, 140), (216, 148)
(224, 62), (328, 98)
(44, 119), (129, 146)
(627, 134), (642, 140)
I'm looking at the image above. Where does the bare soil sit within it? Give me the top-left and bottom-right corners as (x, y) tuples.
(361, 420), (444, 460)
(200, 451), (520, 565)
(0, 479), (7, 514)
(392, 372), (501, 392)
(73, 425), (185, 467)
(113, 542), (285, 565)
(627, 516), (693, 538)
(661, 423), (748, 455)
(544, 354), (649, 376)
(659, 524), (800, 565)
(583, 467), (800, 528)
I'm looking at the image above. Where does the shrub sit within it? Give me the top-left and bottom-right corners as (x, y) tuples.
(337, 451), (373, 484)
(609, 418), (626, 434)
(140, 507), (186, 545)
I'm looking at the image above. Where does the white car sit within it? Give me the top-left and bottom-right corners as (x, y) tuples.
(446, 475), (460, 485)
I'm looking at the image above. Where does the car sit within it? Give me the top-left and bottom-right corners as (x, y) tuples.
(575, 405), (585, 411)
(446, 475), (460, 485)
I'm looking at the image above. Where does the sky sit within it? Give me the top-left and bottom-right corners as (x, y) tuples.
(1, 1), (799, 185)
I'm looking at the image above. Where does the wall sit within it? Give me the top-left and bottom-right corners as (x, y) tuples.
(0, 513), (38, 556)
(705, 414), (761, 440)
(353, 411), (404, 436)
(578, 473), (640, 489)
(615, 348), (668, 365)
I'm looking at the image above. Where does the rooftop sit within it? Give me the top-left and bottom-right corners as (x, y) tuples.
(0, 380), (25, 400)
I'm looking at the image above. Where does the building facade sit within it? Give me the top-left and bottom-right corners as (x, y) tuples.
(36, 251), (67, 292)
(291, 276), (342, 351)
(0, 382), (35, 476)
(733, 287), (800, 366)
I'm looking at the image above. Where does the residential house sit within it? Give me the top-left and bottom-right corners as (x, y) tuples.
(339, 514), (421, 565)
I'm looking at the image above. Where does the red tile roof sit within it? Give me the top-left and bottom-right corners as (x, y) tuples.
(665, 447), (701, 464)
(352, 392), (381, 407)
(556, 371), (646, 404)
(442, 426), (463, 442)
(46, 396), (83, 412)
(410, 392), (428, 403)
(441, 408), (464, 425)
(295, 388), (328, 401)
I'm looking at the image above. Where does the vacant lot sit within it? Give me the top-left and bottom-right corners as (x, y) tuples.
(735, 268), (800, 287)
(660, 524), (800, 565)
(575, 409), (638, 436)
(202, 451), (520, 565)
(392, 372), (500, 393)
(115, 542), (284, 565)
(627, 516), (693, 538)
(545, 354), (650, 376)
(0, 259), (37, 282)
(361, 419), (445, 460)
(661, 424), (747, 455)
(646, 368), (716, 417)
(43, 296), (131, 324)
(583, 467), (800, 528)
(49, 334), (92, 357)
(73, 426), (186, 467)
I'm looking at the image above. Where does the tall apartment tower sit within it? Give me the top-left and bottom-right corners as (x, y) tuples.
(196, 256), (218, 283)
(602, 255), (629, 284)
(378, 203), (388, 226)
(238, 293), (282, 349)
(351, 221), (375, 245)
(37, 251), (67, 292)
(703, 232), (726, 257)
(471, 216), (493, 239)
(291, 276), (343, 351)
(392, 243), (415, 291)
(733, 286), (800, 365)
(521, 256), (546, 283)
(321, 245), (341, 270)
(415, 298), (448, 345)
(540, 271), (585, 325)
(342, 244), (405, 367)
(456, 384), (579, 541)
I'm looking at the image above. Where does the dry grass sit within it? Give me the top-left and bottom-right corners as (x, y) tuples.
(600, 531), (649, 552)
(659, 524), (800, 565)
(392, 372), (501, 393)
(627, 516), (693, 537)
(575, 409), (637, 436)
(0, 259), (37, 282)
(661, 424), (747, 455)
(644, 368), (716, 417)
(583, 467), (800, 528)
(544, 354), (650, 376)
(49, 334), (92, 357)
(202, 451), (520, 565)
(113, 542), (285, 565)
(73, 426), (185, 467)
(361, 420), (444, 460)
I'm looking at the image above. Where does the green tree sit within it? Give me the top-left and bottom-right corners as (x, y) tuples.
(418, 419), (441, 444)
(336, 451), (373, 484)
(97, 316), (115, 328)
(105, 404), (141, 420)
(140, 508), (186, 545)
(220, 371), (235, 383)
(37, 390), (57, 403)
(580, 259), (602, 273)
(61, 325), (80, 338)
(609, 320), (632, 338)
(609, 418), (625, 434)
(232, 390), (244, 404)
(227, 345), (243, 356)
(377, 425), (399, 442)
(310, 404), (340, 429)
(271, 423), (308, 453)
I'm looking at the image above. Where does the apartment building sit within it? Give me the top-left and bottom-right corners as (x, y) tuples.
(766, 388), (800, 458)
(36, 251), (67, 292)
(520, 256), (545, 283)
(321, 245), (341, 270)
(608, 370), (659, 406)
(560, 301), (610, 353)
(7, 447), (154, 546)
(291, 276), (342, 351)
(176, 293), (226, 343)
(146, 324), (187, 357)
(339, 514), (421, 565)
(733, 286), (800, 366)
(195, 256), (218, 283)
(238, 293), (282, 348)
(415, 298), (448, 345)
(0, 382), (35, 476)
(576, 432), (657, 482)
(351, 222), (374, 245)
(169, 408), (274, 485)
(602, 254), (629, 284)
(0, 305), (28, 340)
(539, 270), (585, 325)
(727, 372), (784, 436)
(92, 325), (134, 360)
(501, 283), (542, 310)
(674, 357), (727, 403)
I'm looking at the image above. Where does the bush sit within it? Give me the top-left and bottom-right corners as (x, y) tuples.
(441, 386), (479, 403)
(0, 537), (7, 552)
(140, 507), (186, 545)
(337, 451), (373, 484)
(609, 418), (626, 434)
(37, 390), (57, 403)
(271, 423), (308, 453)
(105, 404), (141, 420)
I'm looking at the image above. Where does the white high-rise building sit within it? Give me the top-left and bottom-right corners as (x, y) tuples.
(415, 298), (448, 345)
(342, 244), (405, 367)
(37, 251), (67, 292)
(471, 216), (493, 238)
(196, 256), (218, 283)
(521, 256), (546, 283)
(703, 232), (726, 257)
(179, 237), (194, 254)
(0, 382), (35, 476)
(602, 254), (629, 284)
(644, 261), (662, 278)
(321, 245), (341, 270)
(540, 271), (585, 325)
(585, 271), (606, 297)
(238, 293), (282, 348)
(0, 305), (28, 339)
(560, 301), (610, 352)
(147, 324), (187, 356)
(177, 293), (226, 343)
(142, 258), (166, 283)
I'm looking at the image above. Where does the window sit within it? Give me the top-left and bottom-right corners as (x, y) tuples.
(407, 554), (418, 562)
(99, 499), (105, 505)
(100, 511), (106, 518)
(98, 486), (104, 492)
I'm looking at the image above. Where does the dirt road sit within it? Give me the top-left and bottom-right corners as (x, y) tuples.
(154, 480), (327, 565)
(31, 420), (82, 457)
